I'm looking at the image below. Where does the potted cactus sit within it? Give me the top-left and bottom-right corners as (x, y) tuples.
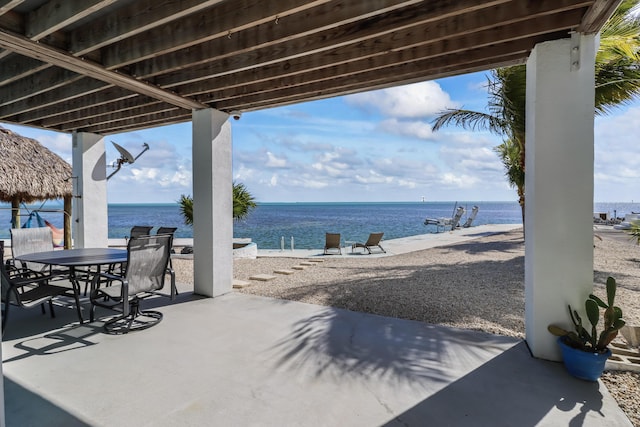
(547, 276), (625, 381)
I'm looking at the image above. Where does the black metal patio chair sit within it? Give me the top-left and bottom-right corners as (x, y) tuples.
(89, 234), (174, 334)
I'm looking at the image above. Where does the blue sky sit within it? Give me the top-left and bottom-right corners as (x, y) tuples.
(2, 71), (638, 204)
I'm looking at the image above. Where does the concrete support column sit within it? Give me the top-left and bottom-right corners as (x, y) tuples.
(71, 132), (108, 248)
(192, 108), (233, 297)
(525, 34), (596, 360)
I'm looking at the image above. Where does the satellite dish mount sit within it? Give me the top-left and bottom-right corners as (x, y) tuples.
(107, 142), (150, 180)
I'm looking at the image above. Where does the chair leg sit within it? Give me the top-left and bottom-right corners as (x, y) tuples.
(73, 290), (83, 324)
(48, 300), (56, 318)
(2, 303), (9, 333)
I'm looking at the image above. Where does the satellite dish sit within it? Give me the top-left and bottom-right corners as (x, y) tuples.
(107, 142), (150, 180)
(112, 141), (135, 164)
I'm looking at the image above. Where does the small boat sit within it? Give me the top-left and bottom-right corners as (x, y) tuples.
(613, 213), (640, 230)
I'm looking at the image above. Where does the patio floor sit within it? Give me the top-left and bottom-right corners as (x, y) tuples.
(2, 288), (632, 426)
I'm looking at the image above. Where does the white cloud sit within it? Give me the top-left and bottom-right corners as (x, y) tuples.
(594, 106), (640, 200)
(265, 151), (287, 168)
(345, 81), (458, 118)
(378, 118), (435, 139)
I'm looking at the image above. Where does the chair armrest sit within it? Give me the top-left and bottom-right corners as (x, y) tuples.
(90, 271), (124, 291)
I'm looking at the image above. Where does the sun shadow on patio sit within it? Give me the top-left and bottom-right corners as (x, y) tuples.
(380, 342), (609, 427)
(268, 304), (519, 388)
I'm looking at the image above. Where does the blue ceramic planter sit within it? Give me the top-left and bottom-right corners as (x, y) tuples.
(558, 337), (612, 381)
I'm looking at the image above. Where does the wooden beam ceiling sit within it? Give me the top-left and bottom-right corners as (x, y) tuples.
(0, 0), (622, 135)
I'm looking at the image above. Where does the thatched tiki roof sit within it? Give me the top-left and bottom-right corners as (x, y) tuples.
(0, 126), (72, 202)
(0, 126), (73, 248)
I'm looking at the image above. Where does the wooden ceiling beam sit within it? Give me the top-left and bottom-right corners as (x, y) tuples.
(100, 0), (335, 67)
(57, 103), (178, 132)
(0, 54), (48, 85)
(83, 110), (192, 135)
(40, 96), (163, 128)
(133, 0), (587, 83)
(0, 78), (110, 118)
(69, 0), (227, 55)
(9, 6), (582, 125)
(220, 54), (528, 113)
(0, 1), (25, 16)
(214, 45), (533, 110)
(168, 10), (581, 97)
(44, 37), (539, 129)
(0, 68), (81, 104)
(204, 38), (549, 106)
(0, 27), (207, 110)
(579, 0), (622, 33)
(130, 0), (510, 78)
(26, 0), (119, 40)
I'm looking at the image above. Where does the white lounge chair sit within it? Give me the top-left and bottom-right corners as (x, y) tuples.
(462, 206), (479, 228)
(425, 206), (466, 233)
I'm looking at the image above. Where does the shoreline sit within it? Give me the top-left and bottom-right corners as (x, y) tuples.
(105, 223), (524, 255)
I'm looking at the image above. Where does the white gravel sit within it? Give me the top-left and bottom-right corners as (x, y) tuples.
(171, 227), (640, 426)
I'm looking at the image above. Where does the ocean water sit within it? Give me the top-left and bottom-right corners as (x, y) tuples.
(1, 201), (638, 249)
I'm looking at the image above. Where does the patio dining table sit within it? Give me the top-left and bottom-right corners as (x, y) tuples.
(15, 248), (128, 323)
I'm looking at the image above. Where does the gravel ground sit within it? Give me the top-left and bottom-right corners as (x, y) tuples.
(172, 227), (640, 426)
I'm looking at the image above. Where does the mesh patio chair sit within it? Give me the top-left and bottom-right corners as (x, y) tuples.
(89, 234), (174, 334)
(352, 232), (386, 254)
(111, 225), (154, 283)
(9, 227), (56, 275)
(324, 233), (342, 255)
(125, 225), (153, 243)
(156, 227), (178, 296)
(1, 241), (78, 333)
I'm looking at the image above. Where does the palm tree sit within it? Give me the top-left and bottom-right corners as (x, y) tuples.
(179, 181), (257, 225)
(232, 181), (257, 221)
(432, 0), (640, 225)
(494, 137), (525, 220)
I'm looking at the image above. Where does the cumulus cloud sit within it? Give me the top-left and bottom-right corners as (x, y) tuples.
(345, 81), (458, 118)
(36, 132), (73, 162)
(265, 151), (287, 168)
(378, 118), (435, 140)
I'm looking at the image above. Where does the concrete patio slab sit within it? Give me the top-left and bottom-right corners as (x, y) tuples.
(2, 291), (631, 426)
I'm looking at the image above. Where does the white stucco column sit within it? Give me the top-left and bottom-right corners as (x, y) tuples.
(192, 108), (233, 297)
(525, 34), (596, 360)
(71, 132), (108, 248)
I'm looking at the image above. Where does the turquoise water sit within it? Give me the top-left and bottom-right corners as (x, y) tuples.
(1, 201), (638, 249)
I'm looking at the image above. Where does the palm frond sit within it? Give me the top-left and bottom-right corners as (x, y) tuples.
(232, 181), (257, 222)
(178, 194), (193, 226)
(431, 109), (507, 134)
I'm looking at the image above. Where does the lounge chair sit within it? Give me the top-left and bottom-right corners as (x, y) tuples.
(462, 206), (479, 228)
(424, 206), (466, 233)
(352, 232), (386, 254)
(324, 233), (342, 255)
(89, 234), (174, 334)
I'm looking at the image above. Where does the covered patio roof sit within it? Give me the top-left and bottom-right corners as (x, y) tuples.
(0, 0), (620, 135)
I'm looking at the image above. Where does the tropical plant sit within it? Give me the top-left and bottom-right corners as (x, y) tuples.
(627, 219), (640, 244)
(232, 181), (257, 221)
(432, 0), (640, 225)
(548, 276), (625, 353)
(178, 194), (193, 226)
(178, 181), (257, 225)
